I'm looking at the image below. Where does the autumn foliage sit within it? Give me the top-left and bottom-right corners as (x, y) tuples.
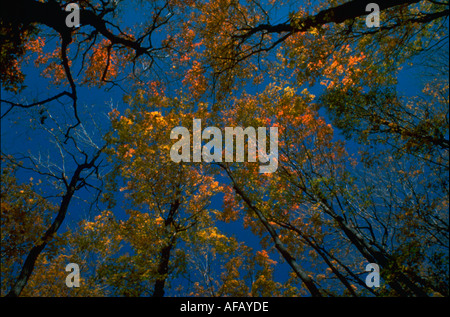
(1, 0), (448, 297)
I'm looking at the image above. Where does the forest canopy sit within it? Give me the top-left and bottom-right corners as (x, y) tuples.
(0, 0), (448, 297)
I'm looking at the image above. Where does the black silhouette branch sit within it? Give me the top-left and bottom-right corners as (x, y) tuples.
(6, 145), (104, 297)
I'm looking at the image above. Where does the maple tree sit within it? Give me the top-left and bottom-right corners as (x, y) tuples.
(1, 111), (104, 296)
(1, 0), (448, 297)
(1, 162), (58, 296)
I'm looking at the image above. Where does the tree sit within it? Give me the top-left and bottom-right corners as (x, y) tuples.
(1, 0), (190, 296)
(1, 162), (58, 296)
(2, 113), (104, 296)
(1, 0), (448, 297)
(100, 96), (235, 296)
(218, 79), (447, 296)
(177, 0), (448, 99)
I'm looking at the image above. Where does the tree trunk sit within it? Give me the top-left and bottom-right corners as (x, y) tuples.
(6, 150), (102, 297)
(152, 240), (175, 297)
(222, 165), (323, 297)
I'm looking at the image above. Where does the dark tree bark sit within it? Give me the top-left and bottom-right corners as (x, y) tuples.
(152, 239), (175, 298)
(6, 149), (103, 297)
(0, 0), (149, 55)
(152, 200), (180, 297)
(236, 0), (428, 39)
(221, 164), (323, 297)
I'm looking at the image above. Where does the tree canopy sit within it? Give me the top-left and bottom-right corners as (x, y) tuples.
(1, 0), (448, 297)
